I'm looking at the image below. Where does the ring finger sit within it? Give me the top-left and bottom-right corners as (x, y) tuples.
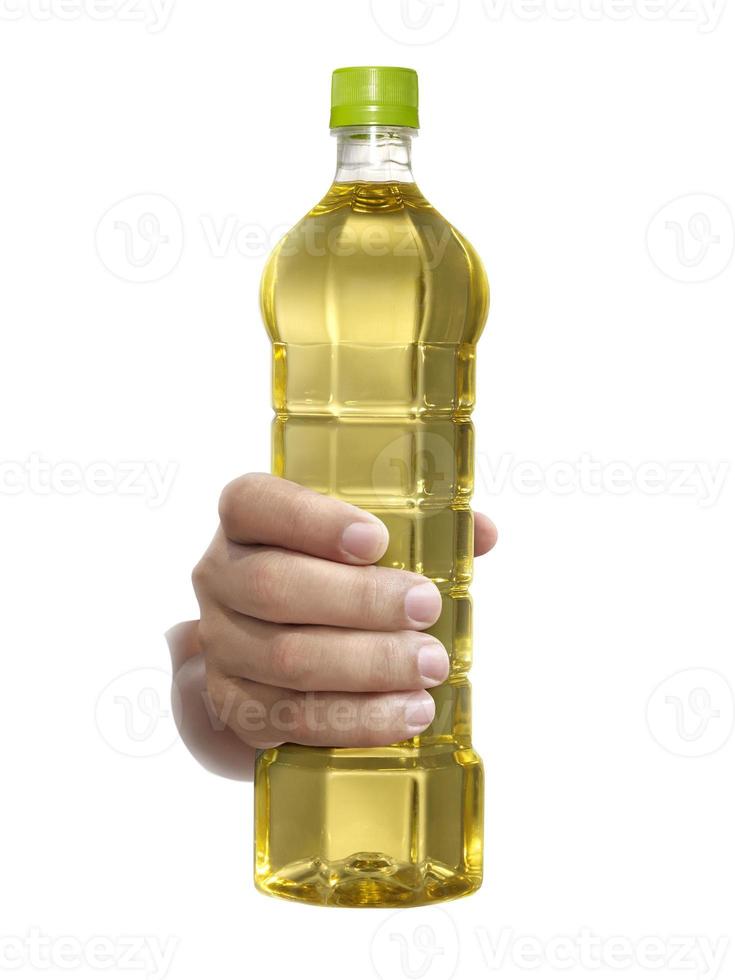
(201, 607), (450, 692)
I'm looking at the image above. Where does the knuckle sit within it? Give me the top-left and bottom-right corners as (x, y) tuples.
(218, 472), (270, 527)
(274, 694), (306, 742)
(270, 630), (310, 689)
(292, 490), (324, 532)
(197, 614), (222, 661)
(204, 667), (230, 725)
(197, 614), (214, 651)
(248, 550), (288, 618)
(368, 633), (404, 689)
(356, 695), (395, 744)
(191, 554), (215, 599)
(288, 714), (309, 744)
(353, 565), (385, 622)
(280, 486), (313, 538)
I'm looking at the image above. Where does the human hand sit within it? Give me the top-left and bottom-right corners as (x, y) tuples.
(169, 473), (497, 779)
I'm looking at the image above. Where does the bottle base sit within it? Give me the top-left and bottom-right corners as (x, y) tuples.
(256, 853), (481, 908)
(254, 743), (483, 908)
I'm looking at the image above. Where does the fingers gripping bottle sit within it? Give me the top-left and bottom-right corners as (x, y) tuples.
(255, 67), (490, 907)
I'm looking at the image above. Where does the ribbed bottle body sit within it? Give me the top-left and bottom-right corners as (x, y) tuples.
(255, 181), (489, 906)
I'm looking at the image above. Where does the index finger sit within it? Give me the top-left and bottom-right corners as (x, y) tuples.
(218, 473), (389, 566)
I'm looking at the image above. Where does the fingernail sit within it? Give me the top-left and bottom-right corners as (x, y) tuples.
(340, 521), (388, 562)
(404, 692), (436, 732)
(404, 582), (442, 627)
(417, 644), (449, 685)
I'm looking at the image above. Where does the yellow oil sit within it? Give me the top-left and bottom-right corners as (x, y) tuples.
(256, 179), (489, 906)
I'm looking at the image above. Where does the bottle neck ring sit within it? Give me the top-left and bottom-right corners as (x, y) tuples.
(332, 126), (416, 184)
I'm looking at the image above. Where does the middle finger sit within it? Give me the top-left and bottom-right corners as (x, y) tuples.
(207, 543), (442, 631)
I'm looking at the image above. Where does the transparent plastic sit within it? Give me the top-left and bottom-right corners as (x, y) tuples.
(255, 128), (489, 907)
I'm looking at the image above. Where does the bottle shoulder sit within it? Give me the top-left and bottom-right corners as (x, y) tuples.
(261, 182), (489, 346)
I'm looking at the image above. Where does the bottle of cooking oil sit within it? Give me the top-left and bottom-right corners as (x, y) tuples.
(255, 66), (489, 907)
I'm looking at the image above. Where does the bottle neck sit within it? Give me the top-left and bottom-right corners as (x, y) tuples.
(332, 126), (416, 184)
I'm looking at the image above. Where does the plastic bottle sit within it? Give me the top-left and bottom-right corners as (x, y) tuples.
(255, 66), (489, 907)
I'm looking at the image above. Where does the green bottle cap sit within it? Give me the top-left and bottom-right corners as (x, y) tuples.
(330, 66), (419, 130)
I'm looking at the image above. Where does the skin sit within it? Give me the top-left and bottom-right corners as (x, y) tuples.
(169, 473), (497, 780)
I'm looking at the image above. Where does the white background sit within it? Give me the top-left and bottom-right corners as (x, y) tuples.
(1, 1), (734, 978)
